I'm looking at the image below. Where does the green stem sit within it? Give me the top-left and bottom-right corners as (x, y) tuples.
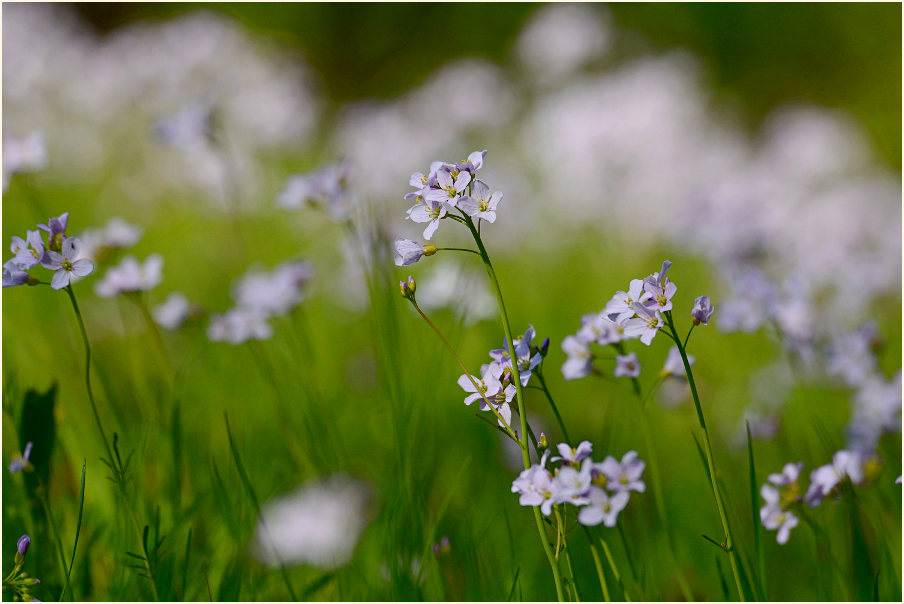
(410, 302), (520, 442)
(555, 508), (581, 602)
(435, 247), (480, 255)
(664, 311), (744, 601)
(463, 215), (565, 601)
(64, 286), (116, 472)
(535, 369), (571, 443)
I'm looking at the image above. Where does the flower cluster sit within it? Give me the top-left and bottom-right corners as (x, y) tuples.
(760, 449), (875, 544)
(561, 261), (710, 382)
(401, 149), (498, 243)
(2, 535), (41, 602)
(457, 326), (546, 428)
(4, 213), (94, 290)
(208, 260), (312, 344)
(511, 440), (645, 527)
(278, 161), (358, 223)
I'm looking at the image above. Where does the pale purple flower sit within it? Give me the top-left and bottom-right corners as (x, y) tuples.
(604, 279), (648, 324)
(561, 335), (592, 380)
(457, 179), (502, 223)
(3, 260), (30, 288)
(424, 167), (471, 207)
(661, 345), (693, 378)
(393, 238), (435, 267)
(9, 442), (33, 473)
(597, 451), (646, 493)
(456, 150), (487, 174)
(94, 254), (163, 297)
(848, 372), (902, 453)
(3, 131), (47, 190)
(553, 440), (593, 464)
(457, 363), (503, 407)
(643, 261), (677, 312)
(37, 212), (69, 249)
(760, 484), (799, 544)
(278, 162), (357, 221)
(577, 486), (630, 527)
(490, 325), (542, 387)
(614, 352), (641, 378)
(78, 218), (142, 261)
(207, 308), (273, 344)
(577, 312), (625, 345)
(406, 199), (448, 240)
(691, 295), (715, 326)
(12, 230), (46, 270)
(511, 452), (556, 516)
(153, 292), (192, 331)
(623, 302), (664, 346)
(17, 535), (30, 556)
(804, 450), (865, 507)
(768, 462), (803, 487)
(552, 461), (593, 506)
(40, 238), (94, 290)
(154, 99), (213, 148)
(896, 475), (902, 485)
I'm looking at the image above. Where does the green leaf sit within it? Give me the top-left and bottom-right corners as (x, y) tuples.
(746, 422), (767, 600)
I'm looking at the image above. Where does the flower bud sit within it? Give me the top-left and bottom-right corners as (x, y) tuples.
(17, 535), (30, 556)
(539, 337), (550, 358)
(422, 244), (437, 256)
(539, 432), (549, 451)
(399, 275), (416, 301)
(26, 276), (41, 286)
(691, 295), (714, 326)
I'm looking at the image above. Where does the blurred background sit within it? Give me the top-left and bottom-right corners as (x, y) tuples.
(3, 3), (901, 602)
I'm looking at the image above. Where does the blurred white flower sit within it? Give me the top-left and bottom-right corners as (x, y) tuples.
(3, 130), (47, 190)
(207, 307), (272, 344)
(94, 254), (163, 297)
(252, 475), (371, 570)
(78, 217), (142, 261)
(232, 261), (312, 317)
(153, 292), (192, 331)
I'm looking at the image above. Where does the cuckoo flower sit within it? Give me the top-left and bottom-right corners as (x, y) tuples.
(760, 484), (799, 544)
(561, 335), (592, 380)
(393, 239), (436, 267)
(3, 260), (30, 288)
(691, 295), (715, 326)
(623, 302), (664, 345)
(614, 352), (641, 378)
(597, 451), (646, 494)
(424, 167), (470, 208)
(643, 260), (677, 312)
(577, 487), (630, 528)
(41, 238), (94, 290)
(407, 199), (448, 240)
(37, 212), (69, 252)
(604, 279), (649, 324)
(12, 230), (46, 270)
(457, 179), (503, 223)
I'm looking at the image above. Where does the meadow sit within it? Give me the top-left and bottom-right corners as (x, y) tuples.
(2, 4), (901, 602)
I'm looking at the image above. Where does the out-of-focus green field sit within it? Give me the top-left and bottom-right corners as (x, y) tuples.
(2, 3), (901, 602)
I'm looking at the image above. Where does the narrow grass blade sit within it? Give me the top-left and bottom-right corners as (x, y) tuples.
(181, 528), (192, 601)
(715, 556), (731, 601)
(846, 493), (875, 601)
(301, 572), (337, 600)
(506, 566), (522, 601)
(224, 413), (298, 601)
(746, 422), (767, 600)
(60, 460), (87, 602)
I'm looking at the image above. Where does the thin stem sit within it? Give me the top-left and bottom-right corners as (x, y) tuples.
(535, 369), (571, 443)
(462, 215), (565, 601)
(584, 528), (610, 602)
(664, 310), (745, 601)
(64, 286), (116, 470)
(683, 323), (696, 350)
(599, 535), (632, 602)
(435, 247), (480, 256)
(410, 301), (519, 441)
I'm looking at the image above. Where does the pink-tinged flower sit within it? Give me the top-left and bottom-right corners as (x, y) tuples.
(12, 230), (46, 270)
(406, 199), (448, 240)
(9, 442), (33, 473)
(561, 335), (592, 380)
(623, 302), (664, 346)
(643, 261), (677, 312)
(604, 279), (649, 324)
(577, 486), (630, 527)
(760, 484), (798, 544)
(661, 346), (693, 378)
(614, 352), (641, 378)
(424, 167), (471, 207)
(692, 295), (715, 326)
(768, 462), (803, 487)
(3, 260), (30, 288)
(597, 451), (646, 493)
(393, 239), (436, 267)
(552, 440), (593, 464)
(457, 179), (503, 223)
(40, 238), (94, 290)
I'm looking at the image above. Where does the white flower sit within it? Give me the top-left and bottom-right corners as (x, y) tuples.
(153, 292), (192, 331)
(232, 261), (312, 317)
(252, 475), (370, 570)
(561, 335), (592, 380)
(661, 346), (693, 378)
(804, 450), (865, 507)
(94, 254), (163, 297)
(614, 352), (641, 378)
(207, 308), (272, 344)
(759, 484), (799, 544)
(577, 486), (630, 527)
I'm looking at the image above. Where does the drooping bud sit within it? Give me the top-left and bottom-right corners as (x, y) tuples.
(691, 295), (714, 326)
